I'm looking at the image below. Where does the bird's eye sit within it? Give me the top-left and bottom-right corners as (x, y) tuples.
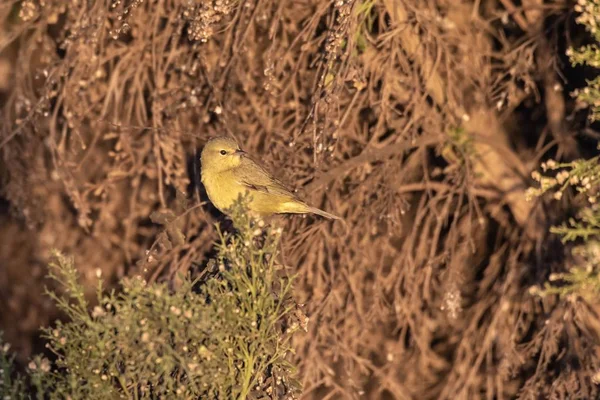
(220, 150), (227, 155)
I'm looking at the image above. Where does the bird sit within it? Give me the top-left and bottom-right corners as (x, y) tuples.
(200, 136), (344, 223)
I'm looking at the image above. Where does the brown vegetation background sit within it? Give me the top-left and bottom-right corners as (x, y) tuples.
(1, 0), (599, 398)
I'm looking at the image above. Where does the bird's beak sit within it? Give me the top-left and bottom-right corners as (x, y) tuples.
(235, 149), (246, 155)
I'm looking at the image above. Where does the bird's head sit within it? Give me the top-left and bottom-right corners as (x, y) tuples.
(201, 136), (246, 174)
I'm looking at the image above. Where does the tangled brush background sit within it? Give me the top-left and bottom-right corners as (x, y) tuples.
(1, 0), (600, 398)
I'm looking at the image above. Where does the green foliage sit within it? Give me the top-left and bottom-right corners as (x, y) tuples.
(528, 156), (600, 242)
(354, 0), (377, 54)
(528, 0), (600, 298)
(550, 207), (600, 242)
(0, 200), (302, 399)
(526, 156), (600, 203)
(528, 154), (600, 299)
(529, 242), (600, 300)
(574, 0), (600, 42)
(339, 0), (377, 61)
(0, 334), (28, 400)
(569, 0), (600, 121)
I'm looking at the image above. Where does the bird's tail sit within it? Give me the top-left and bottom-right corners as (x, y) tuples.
(308, 206), (343, 221)
(307, 207), (348, 231)
(281, 201), (347, 228)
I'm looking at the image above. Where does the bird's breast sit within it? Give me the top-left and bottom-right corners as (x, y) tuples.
(201, 170), (244, 214)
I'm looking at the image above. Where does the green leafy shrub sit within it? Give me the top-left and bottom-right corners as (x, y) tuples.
(569, 0), (600, 121)
(525, 0), (600, 300)
(0, 333), (28, 400)
(0, 200), (302, 399)
(527, 155), (600, 299)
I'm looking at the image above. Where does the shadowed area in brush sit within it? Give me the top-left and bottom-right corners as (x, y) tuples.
(1, 0), (600, 398)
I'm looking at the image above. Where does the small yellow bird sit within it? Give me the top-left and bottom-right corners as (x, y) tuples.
(201, 136), (343, 222)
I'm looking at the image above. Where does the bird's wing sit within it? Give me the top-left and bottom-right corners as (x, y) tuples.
(235, 156), (298, 198)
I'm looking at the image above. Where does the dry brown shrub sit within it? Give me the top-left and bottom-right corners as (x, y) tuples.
(1, 0), (599, 399)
